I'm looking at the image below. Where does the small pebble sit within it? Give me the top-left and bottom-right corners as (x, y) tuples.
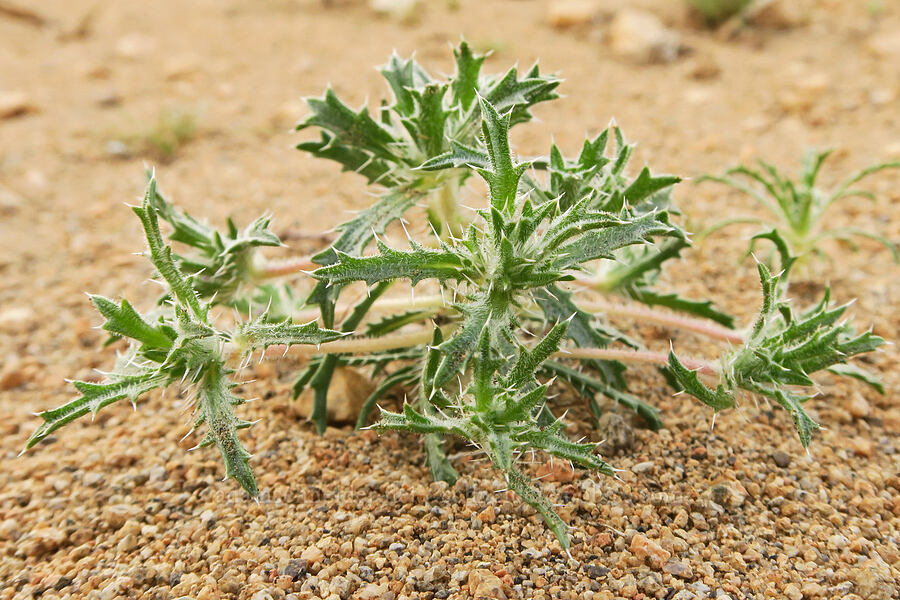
(848, 394), (871, 419)
(772, 451), (792, 468)
(630, 533), (671, 569)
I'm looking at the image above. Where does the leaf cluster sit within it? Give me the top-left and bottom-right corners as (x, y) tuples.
(25, 178), (342, 497)
(313, 97), (685, 545)
(669, 231), (884, 446)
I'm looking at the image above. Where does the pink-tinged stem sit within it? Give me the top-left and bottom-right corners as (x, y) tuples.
(554, 347), (719, 376)
(579, 300), (745, 345)
(257, 256), (318, 279)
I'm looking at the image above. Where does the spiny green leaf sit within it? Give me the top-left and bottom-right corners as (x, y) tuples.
(540, 360), (662, 430)
(90, 295), (174, 349)
(196, 364), (258, 496)
(667, 351), (734, 412)
(434, 294), (495, 387)
(770, 389), (820, 448)
(418, 140), (489, 172)
(627, 287), (735, 329)
(826, 364), (884, 394)
(505, 466), (570, 549)
(701, 150), (899, 262)
(133, 177), (207, 322)
(450, 40), (485, 111)
(314, 241), (465, 287)
(232, 319), (344, 354)
(356, 364), (421, 429)
(552, 210), (680, 269)
(25, 372), (170, 450)
(476, 96), (530, 214)
(503, 320), (569, 389)
(425, 433), (459, 484)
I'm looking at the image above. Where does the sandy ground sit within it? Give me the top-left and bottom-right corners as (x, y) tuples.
(1, 0), (899, 598)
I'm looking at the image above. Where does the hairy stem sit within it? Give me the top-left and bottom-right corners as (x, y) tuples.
(554, 347), (719, 375)
(227, 323), (719, 377)
(256, 256), (318, 279)
(577, 300), (744, 344)
(290, 294), (448, 324)
(228, 327), (451, 360)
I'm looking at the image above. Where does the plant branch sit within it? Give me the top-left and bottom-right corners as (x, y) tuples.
(227, 326), (450, 360)
(227, 320), (720, 378)
(256, 256), (318, 279)
(554, 347), (719, 375)
(577, 300), (744, 344)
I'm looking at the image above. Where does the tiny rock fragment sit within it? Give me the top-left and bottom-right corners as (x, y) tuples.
(663, 559), (693, 579)
(0, 186), (23, 214)
(357, 584), (387, 600)
(546, 0), (598, 29)
(0, 357), (33, 390)
(607, 9), (682, 64)
(779, 73), (831, 115)
(772, 451), (791, 468)
(105, 140), (131, 158)
(468, 569), (507, 600)
(0, 90), (36, 119)
(102, 504), (143, 529)
(850, 557), (898, 600)
(95, 89), (122, 107)
(282, 559), (307, 580)
(583, 563), (609, 579)
(535, 458), (576, 483)
(784, 583), (803, 600)
(706, 481), (746, 509)
(295, 367), (375, 424)
(849, 437), (873, 457)
(0, 519), (20, 541)
(0, 2), (48, 27)
(300, 545), (325, 566)
(117, 533), (138, 553)
(478, 506), (496, 523)
(24, 527), (68, 557)
(848, 393), (871, 419)
(596, 412), (634, 454)
(114, 33), (155, 59)
(369, 0), (419, 21)
(801, 582), (825, 598)
(869, 87), (897, 106)
(866, 31), (900, 60)
(688, 53), (720, 80)
(630, 533), (671, 569)
(631, 461), (655, 474)
(345, 514), (372, 535)
(164, 54), (201, 81)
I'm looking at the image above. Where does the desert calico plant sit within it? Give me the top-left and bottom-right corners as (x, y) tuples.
(24, 44), (885, 549)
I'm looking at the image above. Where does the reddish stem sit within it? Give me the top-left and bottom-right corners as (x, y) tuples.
(554, 347), (719, 376)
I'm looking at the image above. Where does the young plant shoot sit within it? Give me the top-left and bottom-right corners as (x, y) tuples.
(699, 149), (899, 264)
